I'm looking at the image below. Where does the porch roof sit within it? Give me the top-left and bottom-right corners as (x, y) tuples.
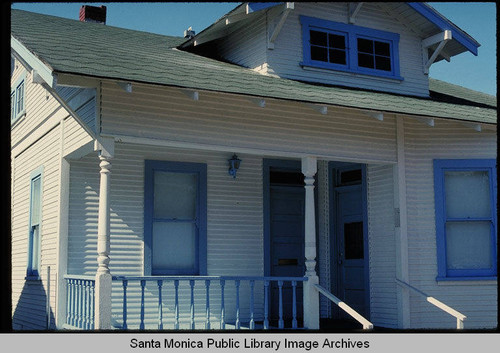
(11, 9), (496, 125)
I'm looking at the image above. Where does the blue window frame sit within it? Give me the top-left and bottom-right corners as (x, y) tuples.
(434, 159), (497, 280)
(300, 16), (402, 80)
(11, 72), (26, 124)
(144, 160), (207, 275)
(27, 166), (43, 279)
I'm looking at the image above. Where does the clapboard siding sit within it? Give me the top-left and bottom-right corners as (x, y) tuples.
(11, 125), (61, 330)
(67, 143), (266, 325)
(55, 85), (97, 133)
(260, 2), (429, 97)
(11, 60), (65, 148)
(366, 164), (398, 328)
(216, 13), (268, 72)
(404, 118), (497, 329)
(100, 82), (397, 164)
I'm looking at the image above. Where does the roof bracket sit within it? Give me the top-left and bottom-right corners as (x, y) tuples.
(304, 103), (327, 115)
(267, 2), (294, 49)
(180, 89), (199, 101)
(366, 111), (384, 121)
(248, 97), (266, 108)
(422, 30), (452, 74)
(117, 81), (132, 93)
(461, 122), (482, 132)
(348, 2), (364, 24)
(411, 116), (435, 127)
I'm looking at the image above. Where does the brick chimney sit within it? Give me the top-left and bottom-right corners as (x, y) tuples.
(79, 5), (107, 24)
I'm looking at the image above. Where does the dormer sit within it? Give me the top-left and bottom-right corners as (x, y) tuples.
(180, 2), (480, 97)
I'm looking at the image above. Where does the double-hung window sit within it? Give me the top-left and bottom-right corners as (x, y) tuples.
(27, 167), (43, 279)
(434, 159), (497, 280)
(11, 72), (26, 124)
(300, 16), (402, 80)
(144, 160), (207, 275)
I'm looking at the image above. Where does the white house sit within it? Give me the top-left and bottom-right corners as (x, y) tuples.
(10, 3), (496, 331)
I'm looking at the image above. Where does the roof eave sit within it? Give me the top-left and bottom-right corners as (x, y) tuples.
(11, 35), (57, 88)
(407, 2), (480, 56)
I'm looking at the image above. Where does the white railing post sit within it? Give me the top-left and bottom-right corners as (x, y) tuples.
(94, 138), (114, 330)
(302, 156), (320, 329)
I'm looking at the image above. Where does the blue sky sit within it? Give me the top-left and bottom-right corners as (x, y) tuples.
(11, 2), (496, 95)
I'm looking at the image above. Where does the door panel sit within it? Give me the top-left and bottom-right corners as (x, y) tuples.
(270, 187), (304, 322)
(335, 185), (368, 319)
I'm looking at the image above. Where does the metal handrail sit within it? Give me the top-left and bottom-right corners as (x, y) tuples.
(395, 278), (466, 329)
(314, 284), (373, 330)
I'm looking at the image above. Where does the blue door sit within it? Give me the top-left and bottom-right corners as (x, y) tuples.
(330, 164), (369, 320)
(265, 162), (305, 325)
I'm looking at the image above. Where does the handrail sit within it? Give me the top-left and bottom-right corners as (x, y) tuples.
(64, 274), (95, 281)
(314, 284), (373, 330)
(112, 275), (308, 282)
(395, 278), (466, 329)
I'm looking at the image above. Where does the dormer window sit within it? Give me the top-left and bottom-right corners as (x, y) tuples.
(300, 16), (403, 81)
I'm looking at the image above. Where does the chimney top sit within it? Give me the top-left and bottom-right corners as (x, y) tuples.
(79, 5), (107, 24)
(184, 27), (195, 39)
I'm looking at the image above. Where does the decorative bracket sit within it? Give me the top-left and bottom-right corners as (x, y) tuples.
(117, 81), (132, 93)
(268, 3), (294, 49)
(248, 97), (266, 108)
(305, 103), (327, 115)
(180, 89), (199, 101)
(366, 111), (384, 121)
(422, 30), (452, 74)
(348, 2), (364, 24)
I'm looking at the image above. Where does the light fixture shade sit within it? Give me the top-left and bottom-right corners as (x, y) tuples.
(228, 154), (241, 178)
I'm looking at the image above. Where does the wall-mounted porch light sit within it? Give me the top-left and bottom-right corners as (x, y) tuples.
(228, 154), (241, 178)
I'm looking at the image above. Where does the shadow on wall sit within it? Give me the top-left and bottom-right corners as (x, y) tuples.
(12, 278), (55, 330)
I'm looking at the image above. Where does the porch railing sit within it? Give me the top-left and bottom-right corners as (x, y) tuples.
(63, 275), (95, 330)
(314, 284), (373, 330)
(112, 276), (308, 330)
(395, 278), (466, 329)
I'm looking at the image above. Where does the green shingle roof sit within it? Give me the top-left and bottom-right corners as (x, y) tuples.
(11, 9), (496, 125)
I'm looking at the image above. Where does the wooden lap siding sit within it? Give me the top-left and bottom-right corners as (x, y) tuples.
(67, 144), (265, 327)
(404, 119), (497, 329)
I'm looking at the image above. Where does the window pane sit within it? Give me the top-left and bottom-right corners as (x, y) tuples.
(152, 222), (196, 271)
(375, 56), (391, 71)
(11, 93), (15, 119)
(446, 221), (492, 270)
(31, 225), (40, 273)
(311, 46), (328, 62)
(17, 82), (24, 113)
(357, 38), (373, 53)
(31, 177), (41, 225)
(374, 41), (390, 56)
(154, 171), (197, 220)
(358, 53), (374, 68)
(329, 33), (345, 49)
(329, 49), (346, 65)
(445, 171), (491, 218)
(344, 222), (364, 260)
(310, 30), (327, 46)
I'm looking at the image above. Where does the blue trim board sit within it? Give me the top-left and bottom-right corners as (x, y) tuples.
(144, 160), (207, 276)
(407, 2), (479, 56)
(300, 15), (403, 81)
(433, 159), (497, 280)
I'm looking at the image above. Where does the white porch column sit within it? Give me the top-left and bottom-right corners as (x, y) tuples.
(94, 138), (114, 329)
(301, 156), (320, 329)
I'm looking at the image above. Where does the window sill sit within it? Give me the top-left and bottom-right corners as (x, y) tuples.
(436, 276), (497, 285)
(11, 111), (26, 128)
(300, 62), (404, 82)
